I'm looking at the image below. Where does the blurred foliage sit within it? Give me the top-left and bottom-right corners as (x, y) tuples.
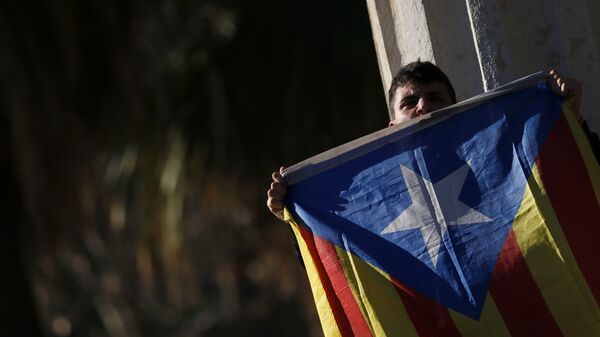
(0, 0), (386, 336)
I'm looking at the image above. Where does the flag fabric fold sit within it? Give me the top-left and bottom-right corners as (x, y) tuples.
(283, 74), (600, 337)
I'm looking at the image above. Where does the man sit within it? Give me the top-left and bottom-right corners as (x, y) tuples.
(267, 61), (586, 220)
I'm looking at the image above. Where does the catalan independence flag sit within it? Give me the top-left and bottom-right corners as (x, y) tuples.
(282, 72), (600, 337)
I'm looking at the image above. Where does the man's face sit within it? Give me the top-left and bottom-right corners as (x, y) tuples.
(389, 81), (454, 126)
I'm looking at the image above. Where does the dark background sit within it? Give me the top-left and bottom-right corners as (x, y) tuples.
(0, 0), (387, 336)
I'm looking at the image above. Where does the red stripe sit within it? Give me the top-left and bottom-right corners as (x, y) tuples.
(297, 226), (355, 336)
(388, 278), (462, 337)
(536, 112), (600, 303)
(489, 231), (563, 337)
(309, 229), (373, 337)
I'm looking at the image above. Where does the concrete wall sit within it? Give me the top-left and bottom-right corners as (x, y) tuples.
(366, 0), (600, 130)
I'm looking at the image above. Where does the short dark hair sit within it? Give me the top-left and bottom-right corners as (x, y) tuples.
(388, 60), (457, 119)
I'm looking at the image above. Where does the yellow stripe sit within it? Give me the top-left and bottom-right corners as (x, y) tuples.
(335, 247), (419, 337)
(510, 166), (600, 336)
(334, 246), (375, 336)
(286, 210), (343, 337)
(561, 103), (600, 205)
(450, 294), (511, 337)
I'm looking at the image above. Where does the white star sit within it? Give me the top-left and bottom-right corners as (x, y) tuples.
(381, 163), (492, 267)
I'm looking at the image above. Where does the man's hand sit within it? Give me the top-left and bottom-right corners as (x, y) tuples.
(548, 69), (583, 118)
(267, 166), (288, 221)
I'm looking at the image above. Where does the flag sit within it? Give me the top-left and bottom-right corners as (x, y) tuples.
(283, 73), (600, 337)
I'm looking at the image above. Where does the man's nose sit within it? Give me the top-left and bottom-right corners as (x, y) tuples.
(416, 98), (431, 114)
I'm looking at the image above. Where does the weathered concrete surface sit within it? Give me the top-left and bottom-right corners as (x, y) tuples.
(367, 0), (599, 130)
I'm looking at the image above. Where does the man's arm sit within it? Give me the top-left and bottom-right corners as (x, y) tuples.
(548, 69), (600, 163)
(266, 167), (305, 266)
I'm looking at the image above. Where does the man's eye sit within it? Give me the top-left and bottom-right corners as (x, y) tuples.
(401, 100), (416, 109)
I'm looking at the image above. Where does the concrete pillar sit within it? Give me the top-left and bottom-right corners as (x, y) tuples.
(367, 0), (600, 130)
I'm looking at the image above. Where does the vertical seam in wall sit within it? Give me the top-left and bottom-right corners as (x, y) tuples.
(465, 0), (491, 91)
(365, 0), (394, 111)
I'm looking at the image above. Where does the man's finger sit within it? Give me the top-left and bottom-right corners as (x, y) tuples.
(271, 166), (287, 186)
(272, 171), (288, 186)
(270, 182), (286, 195)
(267, 198), (283, 210)
(268, 188), (284, 200)
(266, 199), (285, 219)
